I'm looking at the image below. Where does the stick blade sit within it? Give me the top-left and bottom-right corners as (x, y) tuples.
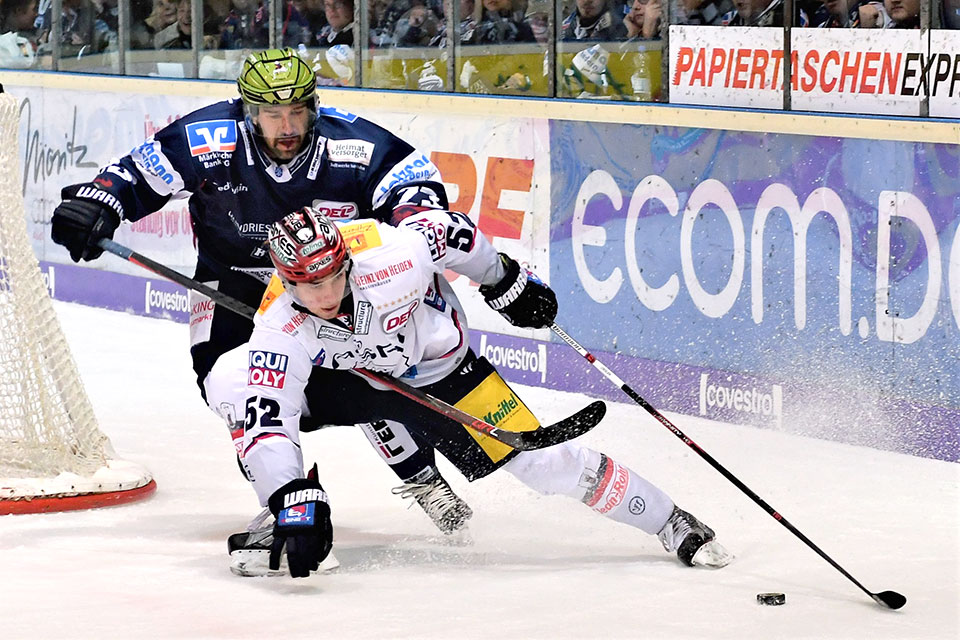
(514, 401), (606, 450)
(872, 590), (906, 610)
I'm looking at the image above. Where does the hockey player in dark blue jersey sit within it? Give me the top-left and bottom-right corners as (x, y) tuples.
(50, 48), (473, 556)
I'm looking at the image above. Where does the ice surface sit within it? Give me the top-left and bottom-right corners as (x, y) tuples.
(1, 302), (956, 639)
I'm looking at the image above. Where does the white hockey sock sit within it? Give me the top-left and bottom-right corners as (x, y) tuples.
(503, 444), (674, 535)
(579, 452), (674, 535)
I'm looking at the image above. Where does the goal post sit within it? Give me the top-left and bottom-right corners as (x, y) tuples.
(0, 89), (156, 514)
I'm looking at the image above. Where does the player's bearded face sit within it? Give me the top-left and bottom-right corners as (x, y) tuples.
(294, 266), (349, 319)
(255, 103), (312, 161)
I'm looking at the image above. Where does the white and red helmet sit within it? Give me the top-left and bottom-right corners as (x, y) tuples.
(268, 206), (350, 283)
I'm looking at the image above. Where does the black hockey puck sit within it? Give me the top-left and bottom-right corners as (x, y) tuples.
(757, 593), (786, 606)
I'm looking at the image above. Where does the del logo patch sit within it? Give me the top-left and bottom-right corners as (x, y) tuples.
(248, 350), (288, 388)
(382, 300), (419, 333)
(311, 199), (358, 219)
(185, 119), (237, 156)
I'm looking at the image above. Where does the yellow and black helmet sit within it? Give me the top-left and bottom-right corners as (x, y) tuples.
(236, 48), (316, 106)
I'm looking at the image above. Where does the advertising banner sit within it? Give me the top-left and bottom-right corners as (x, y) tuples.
(10, 81), (549, 338)
(670, 26), (933, 116)
(790, 28), (923, 116)
(16, 84), (206, 273)
(7, 77), (959, 462)
(928, 30), (960, 118)
(548, 119), (960, 457)
(470, 329), (957, 461)
(669, 26), (784, 110)
(38, 261), (190, 322)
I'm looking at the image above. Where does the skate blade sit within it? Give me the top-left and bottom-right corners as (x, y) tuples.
(229, 549), (341, 577)
(692, 540), (734, 569)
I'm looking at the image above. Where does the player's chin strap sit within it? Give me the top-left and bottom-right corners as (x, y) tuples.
(548, 322), (906, 611)
(95, 238), (603, 452)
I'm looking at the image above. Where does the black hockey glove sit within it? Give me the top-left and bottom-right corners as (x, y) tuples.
(51, 182), (123, 262)
(479, 253), (558, 329)
(267, 467), (333, 578)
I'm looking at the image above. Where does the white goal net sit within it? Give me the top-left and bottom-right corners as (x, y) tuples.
(0, 90), (155, 514)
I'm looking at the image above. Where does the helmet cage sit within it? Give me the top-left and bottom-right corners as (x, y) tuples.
(242, 97), (318, 142)
(237, 48), (318, 142)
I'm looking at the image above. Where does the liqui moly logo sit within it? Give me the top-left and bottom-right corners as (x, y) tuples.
(699, 373), (783, 429)
(248, 350), (288, 388)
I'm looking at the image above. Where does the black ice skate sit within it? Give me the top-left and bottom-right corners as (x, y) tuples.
(227, 508), (340, 577)
(392, 474), (473, 538)
(657, 506), (733, 568)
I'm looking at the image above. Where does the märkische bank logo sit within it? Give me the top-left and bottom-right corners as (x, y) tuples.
(483, 394), (519, 426)
(699, 373), (782, 429)
(186, 120), (237, 156)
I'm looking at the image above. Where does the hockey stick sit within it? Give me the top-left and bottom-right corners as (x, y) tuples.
(352, 369), (605, 451)
(95, 238), (604, 450)
(549, 322), (906, 610)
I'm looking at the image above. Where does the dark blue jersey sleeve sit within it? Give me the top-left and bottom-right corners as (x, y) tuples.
(90, 101), (239, 222)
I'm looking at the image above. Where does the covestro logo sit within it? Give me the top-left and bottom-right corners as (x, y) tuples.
(698, 373), (782, 429)
(145, 281), (189, 315)
(479, 334), (547, 384)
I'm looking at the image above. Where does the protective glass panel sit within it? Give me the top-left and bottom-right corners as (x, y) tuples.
(198, 1), (270, 80)
(942, 0), (960, 26)
(364, 0), (447, 91)
(56, 0), (120, 74)
(670, 0), (731, 25)
(715, 0), (792, 26)
(0, 0), (51, 70)
(281, 0), (357, 87)
(455, 0), (550, 97)
(558, 0), (663, 101)
(127, 0), (193, 77)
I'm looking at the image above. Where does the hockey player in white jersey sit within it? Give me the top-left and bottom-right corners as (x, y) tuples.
(50, 48), (472, 536)
(208, 205), (733, 577)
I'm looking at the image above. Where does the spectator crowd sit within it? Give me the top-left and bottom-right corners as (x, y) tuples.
(0, 0), (942, 63)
